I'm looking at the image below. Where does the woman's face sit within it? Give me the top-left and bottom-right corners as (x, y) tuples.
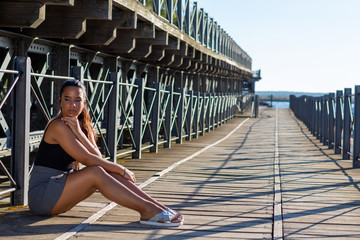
(60, 86), (85, 118)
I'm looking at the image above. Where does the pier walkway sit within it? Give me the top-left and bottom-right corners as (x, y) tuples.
(1, 107), (360, 239)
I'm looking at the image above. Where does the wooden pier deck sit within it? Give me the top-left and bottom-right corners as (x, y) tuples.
(1, 107), (360, 239)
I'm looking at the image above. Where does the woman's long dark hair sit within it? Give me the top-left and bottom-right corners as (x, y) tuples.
(59, 79), (95, 140)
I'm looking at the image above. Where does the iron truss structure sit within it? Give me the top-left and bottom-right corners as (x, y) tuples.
(0, 0), (255, 205)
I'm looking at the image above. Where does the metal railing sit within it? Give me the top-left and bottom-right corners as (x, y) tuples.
(239, 92), (257, 115)
(0, 56), (241, 206)
(0, 68), (21, 199)
(137, 0), (252, 69)
(290, 86), (360, 168)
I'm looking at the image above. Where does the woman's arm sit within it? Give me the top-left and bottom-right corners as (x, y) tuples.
(46, 119), (135, 182)
(60, 117), (102, 157)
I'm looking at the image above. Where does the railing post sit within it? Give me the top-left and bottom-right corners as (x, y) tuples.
(133, 78), (144, 159)
(225, 94), (229, 121)
(206, 93), (211, 132)
(209, 93), (214, 131)
(316, 98), (321, 140)
(229, 94), (232, 118)
(71, 66), (84, 82)
(219, 94), (223, 123)
(214, 94), (219, 127)
(230, 94), (234, 119)
(194, 92), (199, 139)
(11, 57), (31, 205)
(328, 93), (335, 149)
(164, 85), (173, 148)
(227, 94), (230, 120)
(222, 94), (226, 123)
(255, 95), (259, 118)
(323, 95), (329, 145)
(185, 90), (193, 141)
(311, 97), (316, 136)
(304, 97), (307, 127)
(307, 97), (312, 132)
(200, 92), (205, 136)
(213, 93), (217, 129)
(307, 97), (312, 130)
(353, 85), (360, 168)
(176, 88), (185, 144)
(166, 0), (174, 24)
(343, 88), (351, 160)
(334, 90), (343, 154)
(217, 94), (222, 125)
(320, 96), (325, 143)
(229, 94), (233, 119)
(107, 72), (120, 162)
(308, 97), (314, 134)
(150, 82), (161, 153)
(153, 0), (160, 14)
(218, 94), (222, 125)
(224, 94), (228, 122)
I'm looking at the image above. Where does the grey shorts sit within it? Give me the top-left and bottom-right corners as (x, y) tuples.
(28, 166), (70, 215)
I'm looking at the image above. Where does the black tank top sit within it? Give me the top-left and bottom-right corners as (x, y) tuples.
(34, 140), (75, 171)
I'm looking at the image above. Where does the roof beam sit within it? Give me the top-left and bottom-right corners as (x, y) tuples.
(144, 46), (166, 61)
(69, 7), (137, 46)
(138, 31), (170, 61)
(0, 2), (45, 28)
(24, 0), (112, 39)
(97, 21), (152, 54)
(113, 0), (251, 75)
(100, 21), (154, 55)
(14, 0), (74, 5)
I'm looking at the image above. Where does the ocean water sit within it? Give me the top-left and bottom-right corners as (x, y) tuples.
(263, 101), (289, 108)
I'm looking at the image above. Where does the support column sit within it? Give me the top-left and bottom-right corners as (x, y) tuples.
(50, 45), (70, 116)
(200, 92), (205, 136)
(194, 91), (200, 139)
(353, 86), (360, 167)
(334, 90), (343, 154)
(316, 98), (321, 140)
(133, 78), (144, 159)
(176, 88), (185, 144)
(185, 90), (193, 141)
(206, 93), (211, 132)
(71, 66), (84, 82)
(150, 82), (161, 153)
(164, 85), (173, 148)
(328, 93), (335, 149)
(343, 88), (351, 160)
(107, 72), (120, 162)
(11, 57), (31, 205)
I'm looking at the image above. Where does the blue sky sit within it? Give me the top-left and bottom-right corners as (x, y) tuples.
(193, 0), (360, 93)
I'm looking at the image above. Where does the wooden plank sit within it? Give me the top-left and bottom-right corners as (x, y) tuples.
(3, 108), (360, 239)
(277, 108), (360, 238)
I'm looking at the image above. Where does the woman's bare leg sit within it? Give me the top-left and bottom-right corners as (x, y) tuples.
(109, 172), (168, 210)
(109, 172), (184, 222)
(50, 166), (163, 219)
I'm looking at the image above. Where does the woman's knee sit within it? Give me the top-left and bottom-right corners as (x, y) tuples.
(80, 166), (114, 186)
(84, 165), (107, 177)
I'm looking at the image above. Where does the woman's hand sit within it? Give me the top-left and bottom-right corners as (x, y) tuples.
(123, 168), (136, 183)
(61, 117), (82, 135)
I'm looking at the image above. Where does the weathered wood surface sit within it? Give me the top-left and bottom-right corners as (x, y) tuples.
(1, 108), (360, 239)
(277, 109), (360, 240)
